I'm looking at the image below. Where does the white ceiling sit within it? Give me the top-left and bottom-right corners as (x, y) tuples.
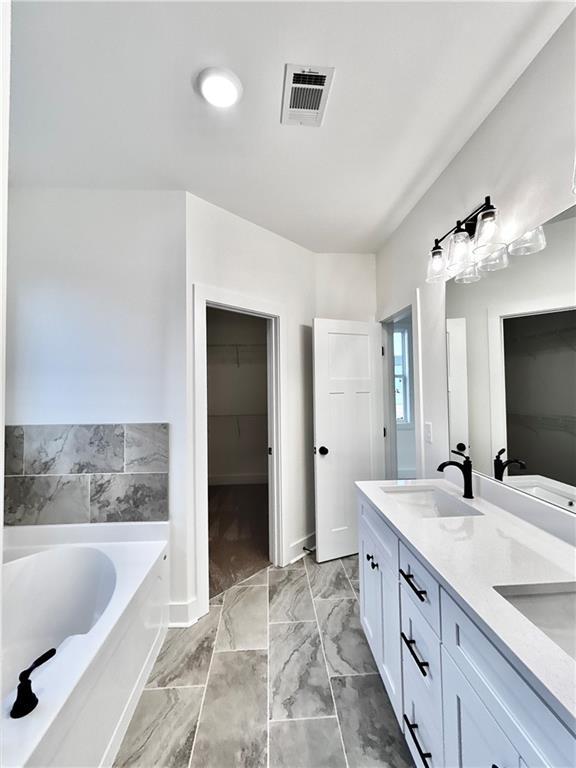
(9, 2), (572, 253)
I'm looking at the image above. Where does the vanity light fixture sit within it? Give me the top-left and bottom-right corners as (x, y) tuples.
(446, 221), (474, 277)
(197, 67), (243, 108)
(425, 240), (447, 283)
(473, 200), (506, 261)
(507, 225), (547, 257)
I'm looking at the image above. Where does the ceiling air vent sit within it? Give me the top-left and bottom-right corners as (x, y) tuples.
(281, 64), (335, 127)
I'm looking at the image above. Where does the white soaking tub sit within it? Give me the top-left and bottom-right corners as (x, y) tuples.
(2, 541), (168, 768)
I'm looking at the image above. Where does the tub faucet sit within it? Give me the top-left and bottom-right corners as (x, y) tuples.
(437, 443), (474, 499)
(493, 448), (527, 481)
(10, 648), (56, 719)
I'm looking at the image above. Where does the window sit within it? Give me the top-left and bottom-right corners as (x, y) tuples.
(393, 327), (412, 425)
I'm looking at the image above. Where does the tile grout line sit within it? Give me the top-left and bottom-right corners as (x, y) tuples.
(269, 715), (338, 723)
(187, 602), (224, 768)
(303, 556), (350, 768)
(340, 556), (359, 603)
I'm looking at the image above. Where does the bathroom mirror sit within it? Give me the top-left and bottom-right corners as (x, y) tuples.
(445, 205), (576, 510)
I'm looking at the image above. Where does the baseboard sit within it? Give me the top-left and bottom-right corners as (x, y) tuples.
(208, 473), (268, 486)
(283, 531), (315, 565)
(99, 620), (167, 768)
(169, 594), (207, 626)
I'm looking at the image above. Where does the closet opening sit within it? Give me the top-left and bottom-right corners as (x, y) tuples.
(206, 306), (271, 597)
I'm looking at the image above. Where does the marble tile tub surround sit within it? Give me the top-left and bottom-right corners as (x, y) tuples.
(4, 423), (169, 525)
(115, 555), (415, 768)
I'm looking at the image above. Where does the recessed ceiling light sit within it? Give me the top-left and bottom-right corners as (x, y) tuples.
(197, 67), (243, 108)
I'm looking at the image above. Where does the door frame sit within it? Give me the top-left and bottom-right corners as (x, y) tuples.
(190, 283), (286, 617)
(487, 298), (576, 459)
(379, 295), (425, 480)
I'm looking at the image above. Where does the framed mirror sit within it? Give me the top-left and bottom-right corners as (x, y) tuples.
(446, 205), (576, 510)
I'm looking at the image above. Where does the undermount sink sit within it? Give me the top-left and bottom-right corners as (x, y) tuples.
(380, 487), (483, 519)
(494, 582), (576, 660)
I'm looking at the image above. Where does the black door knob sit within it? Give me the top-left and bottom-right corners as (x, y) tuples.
(319, 446), (329, 456)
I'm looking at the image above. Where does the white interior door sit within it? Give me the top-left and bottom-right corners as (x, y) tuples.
(313, 318), (384, 562)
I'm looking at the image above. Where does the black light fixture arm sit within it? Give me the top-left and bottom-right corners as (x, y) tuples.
(432, 196), (494, 249)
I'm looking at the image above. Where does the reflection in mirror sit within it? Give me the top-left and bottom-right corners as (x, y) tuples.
(446, 206), (576, 510)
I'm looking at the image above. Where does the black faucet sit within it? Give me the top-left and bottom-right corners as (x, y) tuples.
(493, 448), (527, 481)
(10, 648), (57, 719)
(437, 443), (474, 499)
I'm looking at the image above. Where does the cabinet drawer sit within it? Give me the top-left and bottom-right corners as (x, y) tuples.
(401, 583), (442, 699)
(401, 586), (443, 767)
(399, 543), (440, 635)
(403, 661), (443, 768)
(360, 498), (399, 573)
(441, 589), (576, 768)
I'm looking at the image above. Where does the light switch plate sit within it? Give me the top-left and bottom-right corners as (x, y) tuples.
(424, 422), (433, 444)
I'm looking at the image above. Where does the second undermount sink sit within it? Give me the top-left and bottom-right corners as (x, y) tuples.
(494, 582), (576, 660)
(380, 487), (483, 519)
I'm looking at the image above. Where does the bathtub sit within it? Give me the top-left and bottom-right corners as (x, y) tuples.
(2, 541), (168, 767)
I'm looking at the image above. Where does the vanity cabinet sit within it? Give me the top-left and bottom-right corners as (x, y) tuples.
(359, 501), (402, 723)
(357, 491), (576, 768)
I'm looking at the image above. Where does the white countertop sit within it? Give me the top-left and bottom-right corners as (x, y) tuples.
(355, 478), (576, 733)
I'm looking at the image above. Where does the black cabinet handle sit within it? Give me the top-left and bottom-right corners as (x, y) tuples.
(370, 560), (379, 570)
(399, 568), (427, 603)
(403, 716), (432, 767)
(319, 446), (329, 456)
(366, 553), (374, 562)
(401, 632), (429, 677)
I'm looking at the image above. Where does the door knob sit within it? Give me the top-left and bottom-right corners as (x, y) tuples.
(319, 446), (329, 456)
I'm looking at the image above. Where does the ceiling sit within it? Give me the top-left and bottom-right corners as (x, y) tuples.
(9, 2), (572, 253)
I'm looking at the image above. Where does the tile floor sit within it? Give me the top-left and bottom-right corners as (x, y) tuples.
(114, 555), (414, 768)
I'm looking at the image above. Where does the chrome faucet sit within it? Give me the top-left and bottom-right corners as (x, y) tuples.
(493, 448), (527, 481)
(437, 443), (474, 499)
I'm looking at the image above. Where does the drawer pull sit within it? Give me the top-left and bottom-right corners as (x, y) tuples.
(399, 568), (427, 602)
(401, 631), (429, 677)
(370, 560), (379, 570)
(366, 553), (374, 562)
(403, 715), (432, 767)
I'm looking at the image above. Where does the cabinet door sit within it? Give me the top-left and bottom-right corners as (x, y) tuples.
(359, 520), (383, 662)
(379, 560), (402, 723)
(443, 649), (520, 768)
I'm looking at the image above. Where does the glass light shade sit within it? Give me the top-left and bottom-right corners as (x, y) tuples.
(507, 226), (546, 257)
(454, 263), (481, 284)
(477, 244), (509, 272)
(446, 229), (473, 276)
(197, 67), (243, 108)
(425, 244), (446, 283)
(473, 208), (505, 259)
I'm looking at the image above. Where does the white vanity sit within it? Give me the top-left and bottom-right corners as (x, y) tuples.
(356, 478), (576, 768)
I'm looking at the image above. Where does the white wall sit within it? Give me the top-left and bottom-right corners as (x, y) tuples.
(207, 308), (268, 485)
(6, 188), (189, 608)
(446, 215), (576, 475)
(315, 253), (376, 321)
(376, 13), (576, 477)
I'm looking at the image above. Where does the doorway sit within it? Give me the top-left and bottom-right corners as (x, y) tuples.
(206, 307), (271, 597)
(382, 309), (417, 480)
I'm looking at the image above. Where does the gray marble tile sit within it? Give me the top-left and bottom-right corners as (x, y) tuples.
(146, 607), (220, 688)
(215, 586), (267, 651)
(305, 556), (355, 600)
(315, 598), (377, 676)
(269, 558), (305, 571)
(190, 650), (267, 768)
(332, 675), (414, 767)
(24, 424), (124, 474)
(4, 475), (90, 525)
(5, 426), (24, 475)
(125, 423), (169, 473)
(269, 621), (334, 720)
(341, 553), (359, 580)
(351, 580), (360, 598)
(114, 687), (202, 768)
(269, 718), (346, 768)
(209, 593), (224, 606)
(239, 568), (269, 586)
(90, 473), (168, 522)
(269, 569), (315, 622)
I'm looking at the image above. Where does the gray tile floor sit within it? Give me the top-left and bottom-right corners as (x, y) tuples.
(114, 555), (414, 768)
